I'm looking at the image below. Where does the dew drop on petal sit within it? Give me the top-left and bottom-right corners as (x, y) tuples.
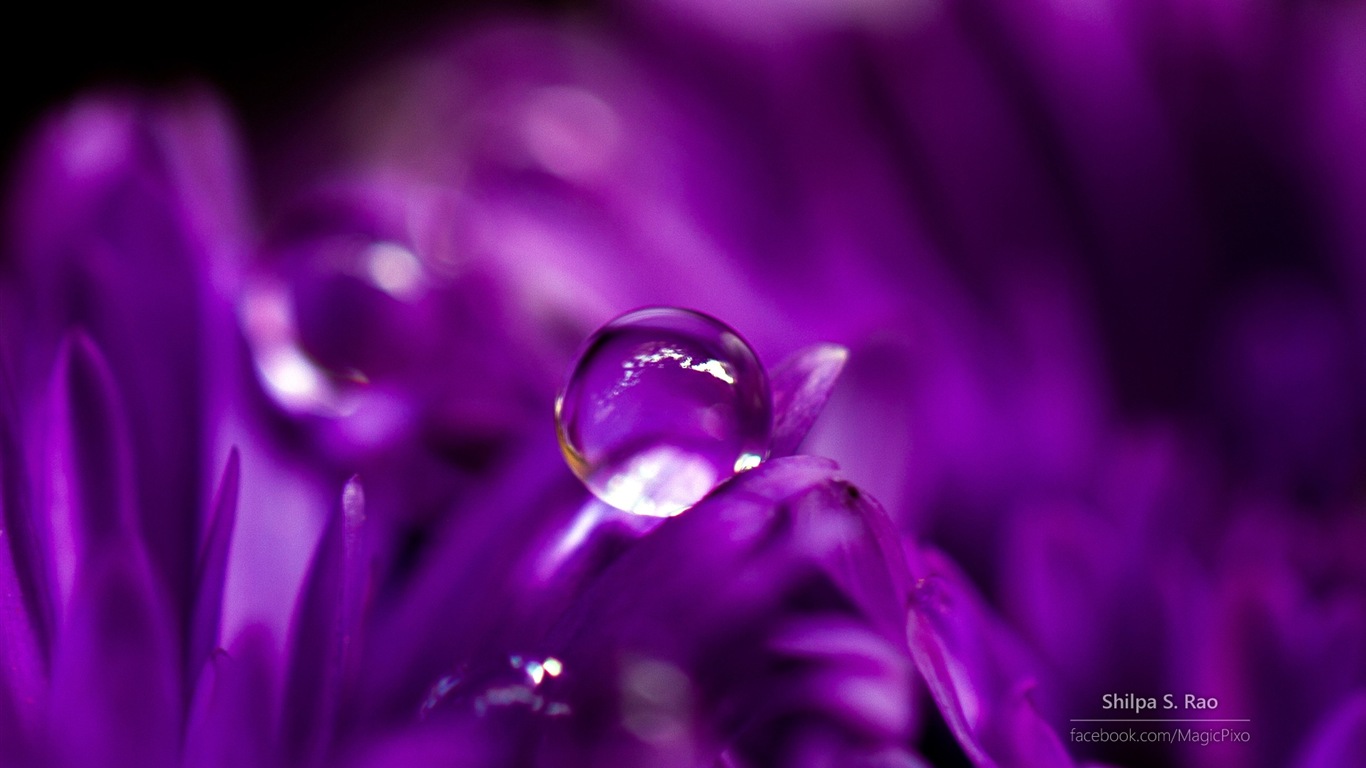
(555, 307), (772, 517)
(419, 656), (571, 720)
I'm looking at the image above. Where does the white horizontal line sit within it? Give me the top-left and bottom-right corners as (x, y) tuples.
(1069, 719), (1251, 723)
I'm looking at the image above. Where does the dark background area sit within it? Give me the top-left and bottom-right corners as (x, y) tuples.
(0, 0), (570, 181)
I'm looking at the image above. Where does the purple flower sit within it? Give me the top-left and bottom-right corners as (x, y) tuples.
(0, 88), (920, 768)
(4, 1), (1366, 767)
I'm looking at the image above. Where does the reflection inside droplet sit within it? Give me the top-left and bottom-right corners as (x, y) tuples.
(241, 280), (362, 417)
(365, 241), (426, 299)
(556, 308), (772, 517)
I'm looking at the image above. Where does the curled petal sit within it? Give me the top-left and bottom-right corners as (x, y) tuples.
(767, 616), (914, 741)
(769, 343), (849, 458)
(906, 549), (1070, 768)
(539, 457), (913, 764)
(785, 478), (911, 640)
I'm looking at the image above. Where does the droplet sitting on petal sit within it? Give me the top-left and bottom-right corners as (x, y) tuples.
(418, 656), (572, 721)
(555, 307), (772, 517)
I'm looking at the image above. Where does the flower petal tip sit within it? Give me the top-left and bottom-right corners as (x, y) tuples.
(188, 447), (242, 684)
(47, 330), (137, 569)
(770, 343), (850, 457)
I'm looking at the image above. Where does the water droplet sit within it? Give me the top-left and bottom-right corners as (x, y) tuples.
(556, 307), (772, 517)
(418, 656), (571, 720)
(241, 232), (435, 409)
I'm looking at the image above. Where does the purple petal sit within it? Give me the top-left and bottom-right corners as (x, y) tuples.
(44, 333), (137, 606)
(537, 457), (913, 765)
(281, 513), (343, 767)
(340, 477), (369, 672)
(0, 516), (45, 752)
(340, 721), (504, 768)
(354, 435), (592, 724)
(799, 338), (919, 527)
(767, 616), (914, 740)
(992, 684), (1076, 768)
(0, 365), (53, 668)
(0, 369), (50, 739)
(769, 343), (848, 457)
(188, 448), (241, 687)
(0, 674), (34, 767)
(0, 566), (42, 765)
(906, 548), (1070, 768)
(183, 627), (278, 768)
(999, 497), (1193, 721)
(49, 547), (180, 768)
(8, 91), (248, 617)
(1191, 513), (1366, 767)
(1294, 692), (1366, 768)
(281, 478), (365, 767)
(785, 476), (912, 639)
(727, 739), (932, 768)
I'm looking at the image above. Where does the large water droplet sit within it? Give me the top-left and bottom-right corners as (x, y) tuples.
(555, 307), (772, 517)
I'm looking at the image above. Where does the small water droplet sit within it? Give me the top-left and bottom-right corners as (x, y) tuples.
(556, 308), (772, 517)
(418, 656), (572, 720)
